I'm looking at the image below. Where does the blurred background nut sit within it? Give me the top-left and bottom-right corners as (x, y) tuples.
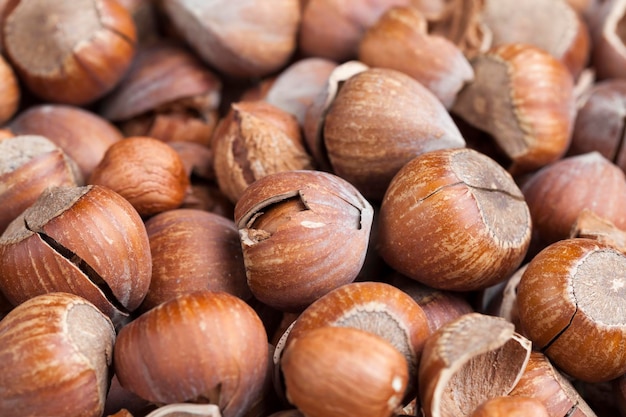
(0, 54), (19, 124)
(212, 101), (314, 204)
(378, 148), (531, 291)
(0, 185), (152, 325)
(322, 67), (466, 200)
(479, 0), (590, 79)
(2, 0), (137, 105)
(281, 326), (408, 417)
(588, 0), (626, 79)
(298, 0), (411, 62)
(0, 292), (115, 417)
(452, 43), (576, 174)
(140, 208), (250, 311)
(517, 238), (626, 382)
(100, 42), (222, 147)
(9, 104), (123, 179)
(262, 57), (337, 127)
(114, 291), (269, 417)
(234, 170), (373, 312)
(358, 6), (474, 109)
(0, 135), (82, 235)
(159, 0), (300, 78)
(89, 136), (190, 218)
(522, 152), (626, 246)
(568, 79), (626, 170)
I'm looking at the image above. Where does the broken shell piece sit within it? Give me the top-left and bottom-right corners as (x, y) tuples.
(418, 313), (532, 417)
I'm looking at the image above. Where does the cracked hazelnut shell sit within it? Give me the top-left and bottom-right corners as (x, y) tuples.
(0, 185), (152, 325)
(518, 238), (626, 382)
(234, 170), (374, 312)
(378, 148), (531, 291)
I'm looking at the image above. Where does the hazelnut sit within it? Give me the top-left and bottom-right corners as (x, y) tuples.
(263, 57), (337, 126)
(617, 374), (626, 417)
(589, 0), (626, 79)
(469, 396), (549, 417)
(100, 42), (222, 147)
(9, 104), (123, 179)
(509, 351), (597, 416)
(298, 0), (411, 61)
(378, 148), (531, 291)
(160, 0), (300, 78)
(234, 170), (374, 311)
(479, 0), (591, 78)
(0, 135), (81, 235)
(303, 60), (369, 171)
(0, 292), (115, 417)
(282, 326), (408, 417)
(143, 404), (222, 417)
(389, 273), (475, 333)
(89, 136), (190, 218)
(568, 79), (626, 170)
(517, 238), (626, 382)
(522, 152), (626, 245)
(141, 208), (250, 311)
(322, 67), (466, 200)
(0, 185), (152, 325)
(452, 43), (576, 173)
(114, 291), (269, 417)
(212, 101), (314, 204)
(0, 54), (19, 124)
(3, 0), (136, 105)
(359, 6), (474, 108)
(283, 281), (431, 402)
(418, 313), (532, 417)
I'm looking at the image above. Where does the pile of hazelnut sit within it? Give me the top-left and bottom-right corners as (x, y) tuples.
(1, 1), (626, 416)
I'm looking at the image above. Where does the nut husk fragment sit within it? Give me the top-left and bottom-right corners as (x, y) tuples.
(418, 313), (532, 417)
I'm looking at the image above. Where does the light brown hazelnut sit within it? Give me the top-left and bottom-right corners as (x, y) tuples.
(160, 0), (300, 78)
(509, 351), (598, 416)
(234, 170), (374, 312)
(9, 104), (123, 179)
(470, 396), (549, 417)
(0, 54), (19, 124)
(89, 136), (190, 218)
(212, 101), (314, 203)
(299, 0), (411, 61)
(517, 238), (626, 382)
(0, 292), (115, 417)
(452, 43), (576, 174)
(322, 67), (466, 200)
(522, 152), (626, 245)
(283, 281), (431, 402)
(141, 208), (250, 311)
(0, 185), (152, 325)
(114, 291), (269, 417)
(378, 148), (531, 291)
(568, 79), (626, 171)
(282, 326), (408, 417)
(3, 0), (136, 105)
(263, 57), (337, 126)
(480, 0), (591, 78)
(359, 6), (474, 108)
(0, 135), (81, 235)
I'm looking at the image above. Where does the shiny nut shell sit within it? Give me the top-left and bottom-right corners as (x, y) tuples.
(0, 185), (152, 324)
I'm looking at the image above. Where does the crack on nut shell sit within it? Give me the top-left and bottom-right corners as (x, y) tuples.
(25, 218), (130, 315)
